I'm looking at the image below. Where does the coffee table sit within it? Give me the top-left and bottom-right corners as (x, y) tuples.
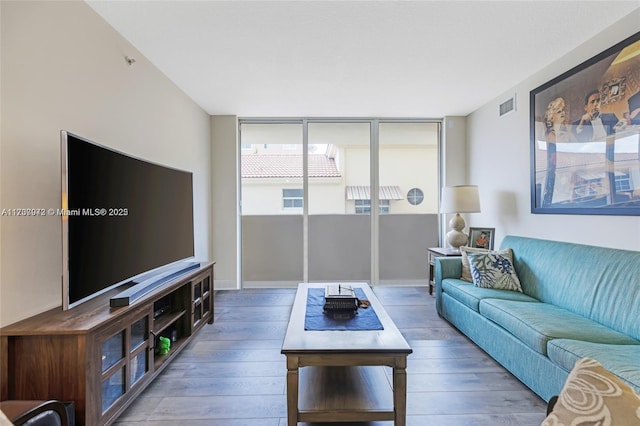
(281, 283), (412, 425)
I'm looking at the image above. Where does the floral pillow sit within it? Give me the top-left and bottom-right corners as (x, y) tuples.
(467, 250), (522, 292)
(542, 357), (640, 426)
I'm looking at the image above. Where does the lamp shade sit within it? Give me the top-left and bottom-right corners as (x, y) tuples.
(441, 185), (481, 214)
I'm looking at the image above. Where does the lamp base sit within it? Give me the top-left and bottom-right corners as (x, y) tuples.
(446, 229), (469, 250)
(446, 213), (468, 250)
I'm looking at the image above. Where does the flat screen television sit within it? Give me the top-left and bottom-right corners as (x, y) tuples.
(61, 131), (195, 309)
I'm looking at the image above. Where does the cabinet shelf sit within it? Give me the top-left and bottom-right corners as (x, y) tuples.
(154, 310), (187, 335)
(298, 366), (394, 423)
(153, 338), (187, 369)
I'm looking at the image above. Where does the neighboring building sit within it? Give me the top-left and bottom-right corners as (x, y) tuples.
(534, 129), (640, 206)
(241, 142), (438, 215)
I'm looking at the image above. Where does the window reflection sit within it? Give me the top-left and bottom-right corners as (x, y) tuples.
(534, 128), (640, 208)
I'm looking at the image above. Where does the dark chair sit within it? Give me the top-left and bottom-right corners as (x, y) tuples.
(0, 400), (74, 426)
(546, 395), (559, 416)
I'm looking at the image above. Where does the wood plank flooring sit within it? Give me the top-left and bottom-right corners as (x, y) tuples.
(114, 286), (547, 425)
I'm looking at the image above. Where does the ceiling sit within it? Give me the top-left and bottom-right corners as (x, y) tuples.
(86, 1), (640, 118)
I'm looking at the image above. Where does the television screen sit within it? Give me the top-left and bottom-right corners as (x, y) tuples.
(61, 131), (195, 309)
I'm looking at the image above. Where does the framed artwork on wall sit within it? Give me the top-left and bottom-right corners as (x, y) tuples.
(530, 31), (640, 215)
(468, 227), (495, 250)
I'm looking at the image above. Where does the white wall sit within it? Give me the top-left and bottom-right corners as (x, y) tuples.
(467, 10), (640, 251)
(441, 116), (468, 244)
(0, 1), (211, 326)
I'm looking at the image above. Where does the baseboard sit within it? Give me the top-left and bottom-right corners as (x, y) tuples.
(234, 280), (428, 289)
(376, 279), (428, 287)
(242, 280), (300, 288)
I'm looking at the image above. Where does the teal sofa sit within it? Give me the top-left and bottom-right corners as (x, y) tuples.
(435, 235), (640, 402)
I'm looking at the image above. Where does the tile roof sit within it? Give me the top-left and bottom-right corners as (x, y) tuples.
(535, 147), (639, 171)
(241, 154), (341, 178)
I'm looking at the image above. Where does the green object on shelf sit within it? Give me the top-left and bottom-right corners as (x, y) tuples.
(159, 336), (171, 355)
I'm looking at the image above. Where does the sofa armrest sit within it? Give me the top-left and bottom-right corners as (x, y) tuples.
(434, 257), (462, 316)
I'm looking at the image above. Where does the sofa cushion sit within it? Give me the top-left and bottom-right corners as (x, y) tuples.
(479, 299), (639, 355)
(500, 235), (640, 341)
(468, 251), (523, 292)
(442, 278), (538, 312)
(547, 339), (640, 393)
(542, 357), (640, 426)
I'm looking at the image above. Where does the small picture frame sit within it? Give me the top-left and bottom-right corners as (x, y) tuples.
(468, 227), (495, 250)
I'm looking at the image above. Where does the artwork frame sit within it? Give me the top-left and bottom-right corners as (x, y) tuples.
(530, 31), (640, 215)
(468, 227), (495, 250)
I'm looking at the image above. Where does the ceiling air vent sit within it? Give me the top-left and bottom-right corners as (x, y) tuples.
(499, 95), (516, 117)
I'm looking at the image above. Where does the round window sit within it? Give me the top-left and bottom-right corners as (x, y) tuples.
(407, 188), (424, 205)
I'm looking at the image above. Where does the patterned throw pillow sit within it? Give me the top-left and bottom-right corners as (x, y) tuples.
(542, 357), (640, 426)
(467, 250), (522, 292)
(459, 246), (489, 282)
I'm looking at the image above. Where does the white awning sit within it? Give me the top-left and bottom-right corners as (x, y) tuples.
(576, 171), (626, 181)
(345, 185), (404, 200)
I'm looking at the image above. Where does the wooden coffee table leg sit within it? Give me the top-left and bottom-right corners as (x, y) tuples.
(393, 357), (408, 426)
(286, 356), (299, 426)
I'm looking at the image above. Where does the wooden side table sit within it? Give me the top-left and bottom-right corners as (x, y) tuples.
(427, 247), (461, 295)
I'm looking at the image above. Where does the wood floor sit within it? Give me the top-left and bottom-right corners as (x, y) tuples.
(114, 286), (547, 425)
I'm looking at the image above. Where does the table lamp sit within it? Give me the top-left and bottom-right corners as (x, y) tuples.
(441, 185), (481, 250)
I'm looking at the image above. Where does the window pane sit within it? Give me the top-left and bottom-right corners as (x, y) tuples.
(130, 350), (147, 386)
(240, 123), (303, 287)
(308, 122), (371, 282)
(102, 331), (124, 373)
(241, 124), (303, 215)
(407, 188), (424, 205)
(378, 122), (440, 285)
(102, 368), (124, 413)
(130, 317), (147, 351)
(283, 189), (303, 197)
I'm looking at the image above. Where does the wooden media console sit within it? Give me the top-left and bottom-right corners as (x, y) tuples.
(1, 261), (215, 426)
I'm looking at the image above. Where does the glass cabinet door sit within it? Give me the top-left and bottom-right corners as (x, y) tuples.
(100, 311), (150, 414)
(193, 281), (203, 324)
(101, 331), (125, 413)
(202, 276), (211, 318)
(130, 316), (147, 351)
(130, 316), (149, 386)
(192, 274), (213, 328)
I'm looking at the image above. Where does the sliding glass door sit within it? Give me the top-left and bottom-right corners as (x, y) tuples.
(307, 122), (371, 283)
(240, 123), (304, 287)
(378, 122), (440, 285)
(239, 119), (440, 288)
